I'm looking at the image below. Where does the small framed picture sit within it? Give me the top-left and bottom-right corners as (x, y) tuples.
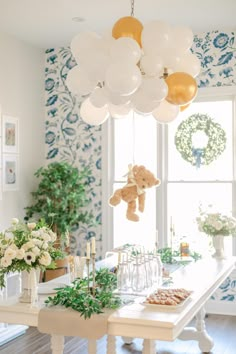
(2, 115), (19, 153)
(2, 154), (19, 191)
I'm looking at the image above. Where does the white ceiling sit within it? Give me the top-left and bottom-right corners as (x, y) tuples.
(0, 0), (235, 49)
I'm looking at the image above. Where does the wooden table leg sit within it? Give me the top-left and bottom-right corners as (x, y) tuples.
(178, 306), (214, 353)
(107, 335), (116, 354)
(88, 339), (97, 354)
(142, 339), (156, 354)
(51, 334), (64, 354)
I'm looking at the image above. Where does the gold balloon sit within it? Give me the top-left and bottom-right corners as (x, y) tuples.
(165, 72), (198, 106)
(180, 103), (190, 112)
(112, 16), (143, 47)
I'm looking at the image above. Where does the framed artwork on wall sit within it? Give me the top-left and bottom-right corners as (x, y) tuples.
(2, 154), (19, 191)
(2, 115), (19, 154)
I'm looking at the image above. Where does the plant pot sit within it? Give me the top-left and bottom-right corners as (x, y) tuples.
(42, 257), (69, 282)
(212, 235), (225, 259)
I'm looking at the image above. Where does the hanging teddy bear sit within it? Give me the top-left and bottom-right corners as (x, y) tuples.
(109, 164), (161, 222)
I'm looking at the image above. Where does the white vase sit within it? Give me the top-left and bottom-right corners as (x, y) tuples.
(19, 269), (40, 305)
(212, 235), (225, 259)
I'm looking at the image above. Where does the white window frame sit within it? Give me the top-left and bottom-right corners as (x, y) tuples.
(102, 86), (236, 256)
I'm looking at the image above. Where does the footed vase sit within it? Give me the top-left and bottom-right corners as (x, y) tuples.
(212, 235), (225, 259)
(19, 268), (40, 305)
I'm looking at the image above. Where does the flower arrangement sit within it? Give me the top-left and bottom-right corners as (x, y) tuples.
(0, 218), (64, 288)
(196, 207), (236, 237)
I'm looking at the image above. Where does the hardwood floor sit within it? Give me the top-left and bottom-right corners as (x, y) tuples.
(1, 314), (236, 354)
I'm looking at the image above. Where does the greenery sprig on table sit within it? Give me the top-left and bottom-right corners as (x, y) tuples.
(44, 268), (121, 319)
(157, 247), (202, 264)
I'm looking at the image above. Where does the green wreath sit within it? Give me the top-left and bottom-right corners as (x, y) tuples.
(175, 113), (226, 167)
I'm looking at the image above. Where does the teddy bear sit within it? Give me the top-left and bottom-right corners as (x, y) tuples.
(109, 164), (161, 222)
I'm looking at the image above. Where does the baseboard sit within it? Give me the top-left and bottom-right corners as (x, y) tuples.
(206, 299), (236, 316)
(0, 324), (28, 346)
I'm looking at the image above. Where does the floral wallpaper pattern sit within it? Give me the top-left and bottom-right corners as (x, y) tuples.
(45, 30), (236, 295)
(45, 47), (103, 259)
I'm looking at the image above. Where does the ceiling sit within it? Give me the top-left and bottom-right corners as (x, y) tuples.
(0, 0), (235, 49)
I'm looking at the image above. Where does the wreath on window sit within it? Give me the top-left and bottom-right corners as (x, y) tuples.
(175, 113), (226, 168)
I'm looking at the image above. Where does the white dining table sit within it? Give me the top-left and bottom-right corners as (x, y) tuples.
(0, 257), (235, 354)
(108, 257), (236, 354)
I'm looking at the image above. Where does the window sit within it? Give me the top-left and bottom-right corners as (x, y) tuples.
(103, 87), (236, 256)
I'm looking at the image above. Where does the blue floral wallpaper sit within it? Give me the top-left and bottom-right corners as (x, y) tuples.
(45, 30), (236, 294)
(192, 31), (236, 87)
(45, 47), (103, 259)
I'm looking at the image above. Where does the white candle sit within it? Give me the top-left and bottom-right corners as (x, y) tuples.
(86, 242), (90, 260)
(170, 216), (173, 230)
(91, 237), (96, 254)
(156, 229), (159, 246)
(118, 252), (121, 264)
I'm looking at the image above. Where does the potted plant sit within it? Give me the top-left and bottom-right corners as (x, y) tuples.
(24, 161), (94, 280)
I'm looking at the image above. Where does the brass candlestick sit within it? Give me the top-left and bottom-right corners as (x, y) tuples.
(86, 258), (90, 293)
(92, 253), (96, 297)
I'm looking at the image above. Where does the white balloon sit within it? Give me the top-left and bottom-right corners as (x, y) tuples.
(90, 87), (108, 108)
(140, 55), (163, 76)
(108, 102), (132, 119)
(105, 62), (142, 96)
(110, 37), (141, 65)
(170, 26), (194, 51)
(173, 52), (201, 77)
(66, 66), (96, 96)
(141, 77), (168, 102)
(132, 88), (160, 114)
(104, 87), (131, 105)
(100, 29), (116, 55)
(79, 49), (110, 83)
(70, 31), (102, 63)
(152, 100), (180, 123)
(161, 48), (182, 71)
(80, 98), (109, 125)
(141, 21), (171, 55)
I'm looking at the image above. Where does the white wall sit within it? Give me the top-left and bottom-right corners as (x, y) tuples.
(0, 32), (45, 229)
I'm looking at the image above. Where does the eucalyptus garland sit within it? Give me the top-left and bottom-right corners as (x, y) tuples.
(45, 268), (121, 319)
(175, 113), (226, 167)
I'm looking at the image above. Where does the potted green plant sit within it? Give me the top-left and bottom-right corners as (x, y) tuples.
(24, 161), (94, 280)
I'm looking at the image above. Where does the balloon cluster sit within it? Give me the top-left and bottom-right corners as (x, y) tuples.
(66, 16), (200, 125)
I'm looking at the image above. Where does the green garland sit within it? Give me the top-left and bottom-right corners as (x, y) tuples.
(44, 268), (121, 319)
(175, 113), (226, 167)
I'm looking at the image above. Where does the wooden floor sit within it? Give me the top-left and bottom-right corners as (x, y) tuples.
(1, 314), (236, 354)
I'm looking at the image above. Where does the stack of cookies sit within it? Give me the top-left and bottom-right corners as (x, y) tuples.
(145, 288), (191, 306)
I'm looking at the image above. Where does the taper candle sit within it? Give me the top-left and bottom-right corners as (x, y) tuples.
(91, 237), (96, 254)
(155, 229), (159, 247)
(86, 242), (90, 260)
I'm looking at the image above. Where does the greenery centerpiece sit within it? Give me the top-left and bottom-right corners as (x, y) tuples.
(45, 268), (121, 319)
(24, 161), (94, 252)
(0, 218), (64, 288)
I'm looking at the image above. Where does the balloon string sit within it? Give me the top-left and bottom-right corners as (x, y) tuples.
(132, 111), (135, 165)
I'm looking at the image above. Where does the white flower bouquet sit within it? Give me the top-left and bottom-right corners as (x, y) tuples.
(0, 218), (64, 288)
(196, 207), (236, 237)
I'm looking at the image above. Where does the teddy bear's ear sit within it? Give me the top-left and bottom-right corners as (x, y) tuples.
(132, 165), (139, 174)
(155, 178), (161, 186)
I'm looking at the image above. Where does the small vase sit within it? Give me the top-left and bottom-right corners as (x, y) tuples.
(19, 269), (39, 305)
(212, 235), (225, 259)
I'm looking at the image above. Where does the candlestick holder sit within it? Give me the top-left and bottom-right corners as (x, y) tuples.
(92, 253), (96, 297)
(86, 258), (90, 293)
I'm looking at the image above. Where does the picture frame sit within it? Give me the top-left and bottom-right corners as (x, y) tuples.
(2, 115), (19, 153)
(2, 154), (19, 191)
